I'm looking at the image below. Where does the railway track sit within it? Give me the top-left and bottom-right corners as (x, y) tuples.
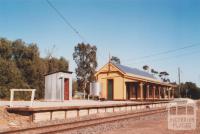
(1, 108), (167, 134)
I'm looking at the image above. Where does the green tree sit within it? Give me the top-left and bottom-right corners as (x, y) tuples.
(151, 69), (158, 75)
(73, 43), (97, 98)
(159, 71), (170, 82)
(0, 37), (69, 100)
(0, 38), (12, 59)
(11, 40), (46, 99)
(0, 58), (29, 99)
(45, 57), (69, 73)
(57, 57), (69, 71)
(180, 82), (200, 99)
(142, 65), (149, 72)
(110, 56), (121, 64)
(72, 79), (78, 96)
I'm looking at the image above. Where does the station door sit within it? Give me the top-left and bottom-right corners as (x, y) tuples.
(107, 79), (113, 100)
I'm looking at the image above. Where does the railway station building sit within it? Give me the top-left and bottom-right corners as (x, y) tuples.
(95, 62), (176, 101)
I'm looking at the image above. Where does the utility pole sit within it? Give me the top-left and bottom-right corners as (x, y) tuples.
(186, 89), (188, 98)
(108, 53), (111, 72)
(109, 53), (111, 62)
(178, 67), (181, 98)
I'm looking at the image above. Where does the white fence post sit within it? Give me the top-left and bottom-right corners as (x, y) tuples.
(9, 89), (36, 107)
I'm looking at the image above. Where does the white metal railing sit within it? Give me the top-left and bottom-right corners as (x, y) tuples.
(10, 89), (36, 107)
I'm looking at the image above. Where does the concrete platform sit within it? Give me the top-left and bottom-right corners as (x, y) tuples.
(0, 100), (170, 123)
(0, 100), (140, 108)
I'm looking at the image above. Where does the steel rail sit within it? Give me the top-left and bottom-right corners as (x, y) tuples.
(1, 108), (167, 134)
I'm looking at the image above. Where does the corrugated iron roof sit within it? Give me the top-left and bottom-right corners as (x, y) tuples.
(44, 71), (73, 76)
(114, 63), (156, 80)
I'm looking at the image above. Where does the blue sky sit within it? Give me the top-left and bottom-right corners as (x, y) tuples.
(0, 0), (200, 86)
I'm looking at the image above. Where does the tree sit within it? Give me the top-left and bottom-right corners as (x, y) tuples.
(110, 56), (120, 64)
(73, 43), (97, 98)
(0, 37), (69, 100)
(0, 58), (29, 99)
(151, 69), (158, 75)
(72, 79), (78, 96)
(179, 82), (200, 99)
(159, 71), (170, 82)
(11, 40), (46, 99)
(45, 57), (69, 73)
(0, 38), (12, 59)
(142, 65), (149, 72)
(57, 57), (69, 71)
(44, 45), (68, 73)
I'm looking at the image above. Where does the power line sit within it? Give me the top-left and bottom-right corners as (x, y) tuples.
(178, 67), (181, 98)
(123, 43), (200, 62)
(46, 0), (87, 43)
(127, 49), (200, 65)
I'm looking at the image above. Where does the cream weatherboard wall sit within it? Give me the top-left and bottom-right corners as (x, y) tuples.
(95, 62), (176, 101)
(96, 63), (125, 100)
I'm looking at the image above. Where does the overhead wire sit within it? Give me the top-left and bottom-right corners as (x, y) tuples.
(46, 0), (200, 66)
(123, 43), (200, 63)
(46, 0), (87, 43)
(127, 48), (200, 65)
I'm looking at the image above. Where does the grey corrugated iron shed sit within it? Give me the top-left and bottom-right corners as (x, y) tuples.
(114, 63), (156, 79)
(45, 71), (72, 101)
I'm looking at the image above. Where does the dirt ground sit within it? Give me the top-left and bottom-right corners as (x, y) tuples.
(104, 110), (200, 134)
(0, 107), (30, 131)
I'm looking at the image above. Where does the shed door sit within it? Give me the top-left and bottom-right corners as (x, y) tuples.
(107, 79), (113, 100)
(64, 79), (69, 100)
